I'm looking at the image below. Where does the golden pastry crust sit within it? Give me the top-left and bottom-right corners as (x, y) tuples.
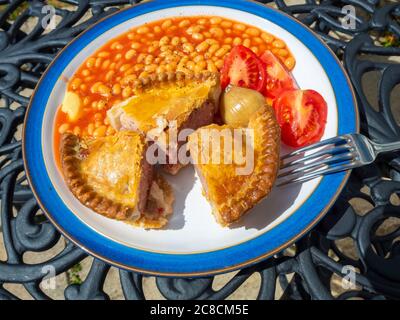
(107, 71), (221, 133)
(188, 105), (281, 226)
(60, 132), (153, 221)
(107, 71), (221, 175)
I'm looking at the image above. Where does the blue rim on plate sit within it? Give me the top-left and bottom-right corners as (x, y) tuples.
(23, 0), (359, 276)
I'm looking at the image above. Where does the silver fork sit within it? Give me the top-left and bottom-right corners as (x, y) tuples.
(277, 133), (400, 186)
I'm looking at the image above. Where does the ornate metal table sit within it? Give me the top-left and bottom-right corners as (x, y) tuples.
(0, 0), (399, 300)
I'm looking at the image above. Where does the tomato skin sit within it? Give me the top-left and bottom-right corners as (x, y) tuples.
(220, 45), (267, 92)
(273, 89), (327, 148)
(260, 51), (298, 99)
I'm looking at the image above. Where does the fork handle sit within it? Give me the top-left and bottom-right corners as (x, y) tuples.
(373, 140), (400, 154)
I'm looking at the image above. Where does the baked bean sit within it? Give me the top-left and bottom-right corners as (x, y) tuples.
(243, 39), (251, 47)
(210, 27), (224, 38)
(105, 70), (115, 82)
(110, 42), (121, 50)
(196, 41), (209, 53)
(215, 46), (229, 58)
(97, 100), (107, 110)
(83, 97), (91, 106)
(187, 25), (202, 35)
(73, 126), (81, 136)
(221, 21), (232, 28)
(93, 126), (107, 137)
(94, 113), (103, 121)
(58, 123), (70, 134)
(233, 23), (246, 31)
(120, 64), (132, 72)
(137, 26), (150, 34)
(121, 74), (137, 85)
(98, 84), (111, 96)
(193, 55), (204, 63)
(278, 49), (288, 57)
(139, 71), (149, 78)
(161, 19), (172, 30)
(233, 37), (242, 46)
(285, 57), (296, 70)
(272, 39), (286, 49)
(207, 60), (217, 72)
(261, 32), (274, 43)
(58, 16), (295, 141)
(106, 126), (115, 136)
(179, 20), (190, 28)
(253, 37), (263, 44)
(87, 123), (94, 135)
(251, 46), (259, 54)
(210, 17), (222, 25)
(215, 59), (224, 69)
(98, 51), (110, 58)
(112, 83), (122, 95)
(145, 64), (157, 73)
(95, 57), (103, 68)
(171, 36), (180, 46)
(224, 37), (233, 44)
(246, 28), (260, 36)
(192, 33), (204, 41)
(160, 36), (170, 45)
(101, 59), (110, 70)
(134, 64), (144, 72)
(208, 44), (220, 55)
(183, 43), (194, 53)
(194, 61), (207, 73)
(125, 49), (137, 60)
(71, 78), (82, 90)
(131, 42), (141, 49)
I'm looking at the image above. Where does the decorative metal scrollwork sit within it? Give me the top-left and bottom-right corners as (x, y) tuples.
(0, 0), (399, 300)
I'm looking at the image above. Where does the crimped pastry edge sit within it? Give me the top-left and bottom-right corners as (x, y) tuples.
(60, 133), (145, 221)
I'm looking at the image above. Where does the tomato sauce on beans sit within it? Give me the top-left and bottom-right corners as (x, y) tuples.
(54, 16), (295, 157)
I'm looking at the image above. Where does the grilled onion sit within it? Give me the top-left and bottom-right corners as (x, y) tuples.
(220, 85), (266, 126)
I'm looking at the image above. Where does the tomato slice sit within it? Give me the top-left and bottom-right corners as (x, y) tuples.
(260, 50), (298, 99)
(273, 89), (328, 148)
(221, 45), (267, 92)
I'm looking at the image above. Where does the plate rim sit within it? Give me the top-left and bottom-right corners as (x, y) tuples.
(22, 0), (359, 276)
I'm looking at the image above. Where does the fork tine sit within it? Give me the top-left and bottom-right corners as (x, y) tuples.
(280, 145), (351, 170)
(278, 152), (354, 179)
(281, 135), (348, 161)
(277, 161), (357, 187)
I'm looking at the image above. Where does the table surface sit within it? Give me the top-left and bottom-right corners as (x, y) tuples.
(0, 0), (399, 300)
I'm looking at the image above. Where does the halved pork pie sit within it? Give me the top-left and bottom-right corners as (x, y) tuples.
(187, 105), (281, 226)
(107, 71), (221, 174)
(60, 131), (175, 227)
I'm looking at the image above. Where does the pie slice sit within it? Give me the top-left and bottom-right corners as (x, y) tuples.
(107, 71), (221, 174)
(60, 131), (154, 221)
(188, 105), (281, 226)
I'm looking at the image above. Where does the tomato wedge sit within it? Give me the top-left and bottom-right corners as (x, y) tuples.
(260, 50), (298, 99)
(221, 45), (267, 92)
(273, 89), (328, 148)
